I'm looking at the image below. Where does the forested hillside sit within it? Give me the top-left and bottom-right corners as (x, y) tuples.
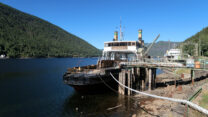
(0, 3), (101, 58)
(146, 41), (180, 57)
(183, 27), (208, 56)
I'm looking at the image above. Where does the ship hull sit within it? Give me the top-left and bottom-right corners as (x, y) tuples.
(63, 70), (119, 93)
(69, 80), (117, 93)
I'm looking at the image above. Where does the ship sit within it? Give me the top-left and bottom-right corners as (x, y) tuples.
(63, 29), (147, 93)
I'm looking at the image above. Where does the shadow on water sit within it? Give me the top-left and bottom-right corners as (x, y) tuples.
(63, 92), (118, 117)
(61, 91), (157, 117)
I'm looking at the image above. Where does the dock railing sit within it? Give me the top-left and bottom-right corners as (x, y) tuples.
(120, 58), (185, 68)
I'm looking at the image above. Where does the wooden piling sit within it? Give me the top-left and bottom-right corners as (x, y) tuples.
(127, 70), (131, 95)
(150, 68), (156, 90)
(136, 68), (140, 90)
(118, 70), (126, 95)
(153, 68), (157, 89)
(140, 68), (146, 91)
(118, 71), (122, 94)
(191, 69), (195, 86)
(132, 68), (136, 90)
(118, 67), (157, 95)
(149, 68), (152, 91)
(145, 68), (149, 90)
(122, 70), (126, 95)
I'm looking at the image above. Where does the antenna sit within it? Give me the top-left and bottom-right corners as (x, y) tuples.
(120, 17), (123, 41)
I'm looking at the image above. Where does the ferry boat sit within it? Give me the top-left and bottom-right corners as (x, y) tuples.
(164, 49), (181, 60)
(63, 29), (146, 93)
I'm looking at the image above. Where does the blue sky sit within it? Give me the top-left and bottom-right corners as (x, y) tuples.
(1, 0), (208, 49)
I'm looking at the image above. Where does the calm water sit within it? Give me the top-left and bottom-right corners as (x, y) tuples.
(0, 58), (141, 117)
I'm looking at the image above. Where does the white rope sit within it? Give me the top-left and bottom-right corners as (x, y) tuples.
(110, 72), (208, 115)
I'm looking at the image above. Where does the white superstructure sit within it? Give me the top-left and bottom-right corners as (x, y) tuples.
(101, 28), (145, 61)
(102, 40), (145, 61)
(164, 49), (181, 60)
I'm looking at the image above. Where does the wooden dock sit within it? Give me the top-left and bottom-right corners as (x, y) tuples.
(113, 60), (208, 95)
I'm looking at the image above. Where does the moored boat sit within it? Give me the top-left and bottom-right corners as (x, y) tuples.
(63, 29), (146, 93)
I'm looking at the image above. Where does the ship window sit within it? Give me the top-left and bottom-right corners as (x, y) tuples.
(132, 42), (135, 46)
(120, 42), (127, 46)
(128, 42), (131, 46)
(120, 43), (123, 46)
(115, 43), (119, 46)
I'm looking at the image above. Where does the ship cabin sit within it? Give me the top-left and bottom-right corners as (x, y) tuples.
(102, 41), (144, 61)
(101, 29), (145, 61)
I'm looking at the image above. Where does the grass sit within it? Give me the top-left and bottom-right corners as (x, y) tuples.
(199, 91), (208, 109)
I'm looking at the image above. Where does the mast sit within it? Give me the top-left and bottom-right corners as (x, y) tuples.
(120, 18), (123, 41)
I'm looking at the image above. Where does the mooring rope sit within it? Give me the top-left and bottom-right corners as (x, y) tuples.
(98, 74), (162, 116)
(109, 72), (208, 115)
(98, 74), (135, 98)
(98, 75), (119, 94)
(98, 74), (159, 116)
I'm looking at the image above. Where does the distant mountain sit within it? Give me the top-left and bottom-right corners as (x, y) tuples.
(183, 27), (208, 56)
(146, 41), (181, 57)
(0, 3), (101, 58)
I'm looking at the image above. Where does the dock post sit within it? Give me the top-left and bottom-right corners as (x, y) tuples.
(136, 68), (140, 90)
(153, 68), (157, 89)
(141, 68), (146, 91)
(118, 70), (126, 95)
(191, 69), (195, 86)
(132, 68), (136, 93)
(127, 70), (131, 95)
(151, 68), (156, 89)
(142, 80), (144, 91)
(122, 70), (126, 95)
(149, 68), (152, 91)
(118, 71), (122, 94)
(145, 68), (149, 91)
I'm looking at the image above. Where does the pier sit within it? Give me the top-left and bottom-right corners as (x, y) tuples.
(103, 58), (208, 116)
(110, 58), (208, 96)
(118, 67), (157, 95)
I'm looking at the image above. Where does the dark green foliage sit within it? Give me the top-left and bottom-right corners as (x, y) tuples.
(183, 27), (208, 56)
(0, 3), (101, 58)
(182, 44), (195, 56)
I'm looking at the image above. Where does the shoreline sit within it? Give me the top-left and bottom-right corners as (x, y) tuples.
(132, 71), (208, 117)
(0, 57), (99, 59)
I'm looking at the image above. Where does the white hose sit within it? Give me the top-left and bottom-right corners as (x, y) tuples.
(110, 72), (208, 115)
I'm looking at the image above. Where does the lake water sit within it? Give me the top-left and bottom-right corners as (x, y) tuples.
(0, 58), (142, 117)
